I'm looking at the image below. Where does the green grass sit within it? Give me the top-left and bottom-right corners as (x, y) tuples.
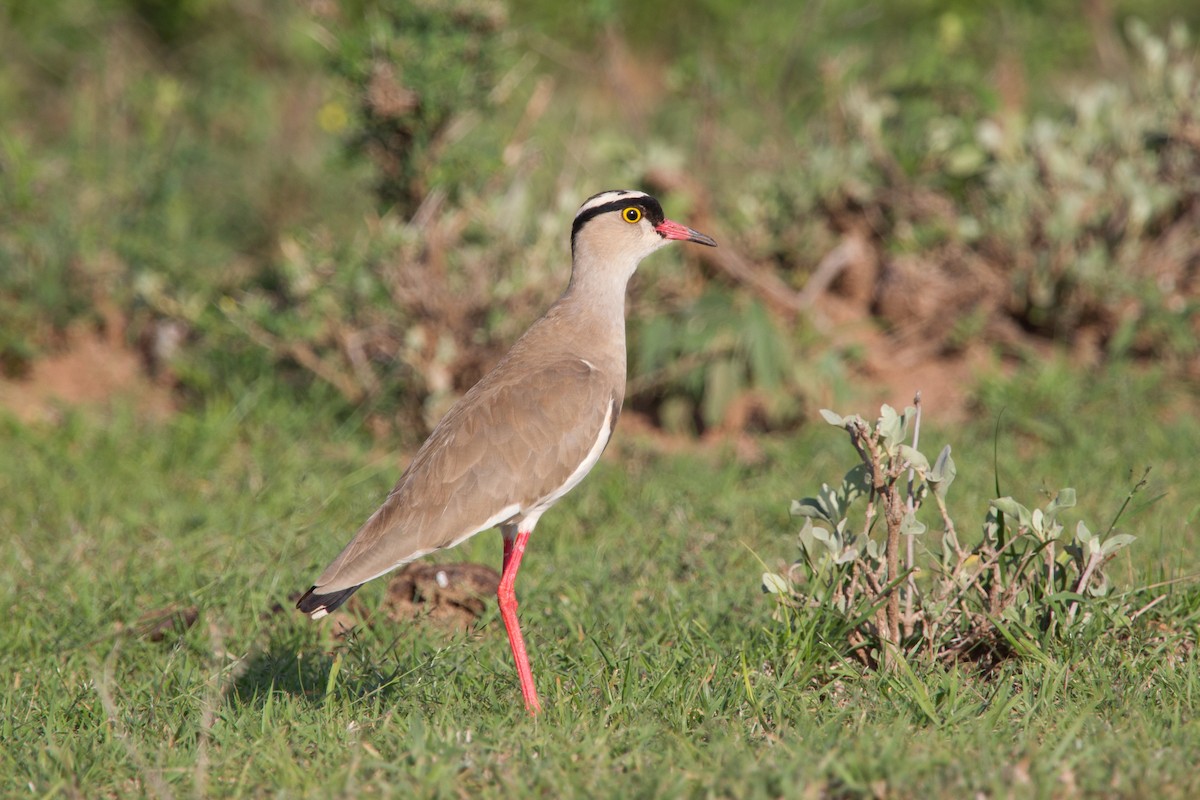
(3, 364), (1199, 797)
(4, 3), (1199, 795)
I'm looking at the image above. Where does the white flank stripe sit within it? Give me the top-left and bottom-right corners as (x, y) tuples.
(530, 401), (613, 516)
(447, 503), (521, 550)
(313, 503), (521, 603)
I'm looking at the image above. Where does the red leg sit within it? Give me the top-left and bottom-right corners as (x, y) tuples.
(499, 529), (541, 715)
(502, 533), (516, 573)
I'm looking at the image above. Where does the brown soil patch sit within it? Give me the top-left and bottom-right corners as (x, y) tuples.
(324, 561), (501, 637)
(814, 243), (1037, 423)
(827, 306), (1009, 423)
(0, 325), (176, 423)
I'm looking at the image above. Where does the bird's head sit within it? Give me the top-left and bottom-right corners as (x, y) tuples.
(570, 190), (717, 267)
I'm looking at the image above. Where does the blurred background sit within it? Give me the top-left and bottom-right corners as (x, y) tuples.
(5, 6), (1200, 793)
(2, 0), (1198, 439)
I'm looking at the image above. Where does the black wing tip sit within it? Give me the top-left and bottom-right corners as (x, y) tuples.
(295, 584), (362, 618)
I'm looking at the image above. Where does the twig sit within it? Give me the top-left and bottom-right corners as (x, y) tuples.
(845, 561), (864, 609)
(1105, 467), (1151, 536)
(944, 534), (1025, 610)
(904, 392), (922, 638)
(883, 479), (903, 659)
(1130, 593), (1167, 621)
(697, 244), (808, 320)
(1068, 551), (1104, 623)
(858, 561), (886, 597)
(798, 233), (871, 308)
(846, 415), (906, 667)
(1001, 546), (1050, 611)
(861, 490), (877, 543)
(1046, 541), (1056, 595)
(223, 305), (366, 404)
(933, 490), (962, 557)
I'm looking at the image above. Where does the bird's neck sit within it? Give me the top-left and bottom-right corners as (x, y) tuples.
(561, 244), (642, 323)
(550, 284), (628, 355)
(530, 248), (640, 364)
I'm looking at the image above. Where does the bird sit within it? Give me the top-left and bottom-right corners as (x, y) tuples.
(297, 190), (717, 714)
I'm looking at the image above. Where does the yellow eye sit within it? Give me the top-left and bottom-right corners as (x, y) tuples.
(622, 207), (642, 224)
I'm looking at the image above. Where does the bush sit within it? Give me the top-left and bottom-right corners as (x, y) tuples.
(331, 0), (511, 215)
(3, 2), (1195, 433)
(0, 0), (369, 380)
(725, 21), (1199, 368)
(764, 399), (1145, 671)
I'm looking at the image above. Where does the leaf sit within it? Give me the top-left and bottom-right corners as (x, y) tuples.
(878, 404), (903, 450)
(897, 445), (930, 473)
(1100, 533), (1136, 556)
(982, 511), (1001, 544)
(790, 497), (832, 525)
(901, 405), (917, 441)
(841, 463), (871, 506)
(1075, 519), (1094, 543)
(991, 497), (1032, 530)
(798, 518), (836, 563)
(1045, 488), (1076, 523)
(797, 517), (817, 552)
(835, 547), (859, 565)
(325, 652), (343, 699)
(818, 482), (843, 522)
(819, 409), (845, 426)
(929, 445), (956, 498)
(762, 572), (791, 595)
(818, 529), (840, 557)
(901, 511), (927, 536)
(1087, 571), (1112, 597)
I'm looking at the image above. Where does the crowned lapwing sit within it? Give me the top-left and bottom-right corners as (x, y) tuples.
(297, 190), (716, 714)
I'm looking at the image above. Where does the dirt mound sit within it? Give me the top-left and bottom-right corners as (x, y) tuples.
(324, 561), (501, 636)
(0, 323), (176, 423)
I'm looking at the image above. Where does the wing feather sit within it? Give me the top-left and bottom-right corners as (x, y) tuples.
(309, 356), (619, 593)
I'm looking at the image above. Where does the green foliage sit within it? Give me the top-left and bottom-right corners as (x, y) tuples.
(332, 0), (512, 213)
(513, 0), (1199, 117)
(726, 20), (1200, 367)
(2, 381), (1200, 796)
(632, 291), (804, 432)
(973, 21), (1200, 353)
(2, 0), (1198, 437)
(0, 0), (371, 380)
(766, 402), (1146, 670)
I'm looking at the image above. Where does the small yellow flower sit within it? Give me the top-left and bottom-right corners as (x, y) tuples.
(317, 101), (349, 134)
(938, 13), (964, 52)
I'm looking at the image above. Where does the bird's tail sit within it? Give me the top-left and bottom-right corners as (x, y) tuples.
(296, 584), (362, 620)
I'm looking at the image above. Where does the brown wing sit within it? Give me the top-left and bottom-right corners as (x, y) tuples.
(309, 356), (619, 593)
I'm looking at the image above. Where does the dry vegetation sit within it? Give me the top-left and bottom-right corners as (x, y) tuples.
(3, 3), (1200, 797)
(4, 4), (1198, 441)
